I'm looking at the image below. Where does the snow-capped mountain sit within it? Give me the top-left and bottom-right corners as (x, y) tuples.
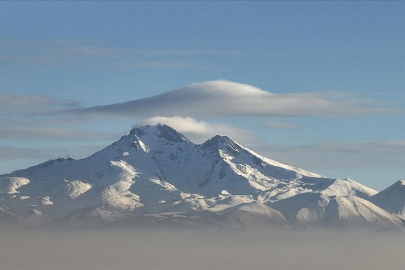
(0, 124), (403, 231)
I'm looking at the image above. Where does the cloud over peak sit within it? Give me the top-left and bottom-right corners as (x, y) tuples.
(142, 116), (253, 144)
(71, 80), (398, 119)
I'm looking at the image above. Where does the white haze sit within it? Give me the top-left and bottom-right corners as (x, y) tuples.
(1, 228), (404, 270)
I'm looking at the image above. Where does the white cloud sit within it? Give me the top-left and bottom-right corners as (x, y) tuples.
(72, 80), (399, 119)
(142, 116), (255, 144)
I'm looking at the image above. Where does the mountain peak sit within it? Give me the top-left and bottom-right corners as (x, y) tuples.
(201, 135), (236, 148)
(130, 124), (189, 143)
(396, 180), (405, 186)
(380, 180), (405, 193)
(370, 180), (405, 216)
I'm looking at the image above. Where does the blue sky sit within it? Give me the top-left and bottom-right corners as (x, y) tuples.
(0, 1), (404, 190)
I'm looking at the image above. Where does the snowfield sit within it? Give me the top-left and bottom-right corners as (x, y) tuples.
(0, 124), (403, 232)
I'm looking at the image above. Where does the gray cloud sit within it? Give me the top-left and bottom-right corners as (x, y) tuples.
(0, 39), (242, 66)
(0, 94), (54, 108)
(0, 129), (121, 141)
(266, 121), (302, 130)
(0, 55), (55, 63)
(71, 47), (243, 58)
(0, 39), (84, 64)
(0, 146), (52, 160)
(70, 80), (400, 119)
(0, 94), (78, 116)
(258, 140), (405, 170)
(111, 61), (192, 69)
(0, 117), (92, 129)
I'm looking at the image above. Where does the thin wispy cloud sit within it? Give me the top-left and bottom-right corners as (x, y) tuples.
(133, 49), (243, 57)
(0, 94), (78, 116)
(260, 140), (405, 170)
(0, 39), (243, 67)
(0, 117), (95, 132)
(0, 128), (120, 141)
(0, 55), (55, 63)
(112, 61), (190, 69)
(0, 38), (83, 46)
(0, 94), (53, 107)
(71, 80), (400, 119)
(0, 39), (84, 64)
(110, 61), (223, 70)
(0, 146), (53, 160)
(70, 47), (243, 59)
(266, 121), (302, 130)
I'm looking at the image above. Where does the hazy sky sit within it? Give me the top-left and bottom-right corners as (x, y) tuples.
(0, 1), (404, 190)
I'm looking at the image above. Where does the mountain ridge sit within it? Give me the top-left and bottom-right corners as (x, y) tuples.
(0, 124), (403, 232)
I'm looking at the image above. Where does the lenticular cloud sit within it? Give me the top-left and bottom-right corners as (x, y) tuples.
(72, 80), (394, 119)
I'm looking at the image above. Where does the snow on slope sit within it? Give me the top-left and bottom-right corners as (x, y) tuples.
(320, 178), (377, 199)
(270, 193), (403, 232)
(370, 180), (405, 216)
(218, 201), (290, 229)
(0, 124), (401, 231)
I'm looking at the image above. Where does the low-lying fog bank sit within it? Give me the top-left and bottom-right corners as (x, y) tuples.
(1, 228), (404, 270)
